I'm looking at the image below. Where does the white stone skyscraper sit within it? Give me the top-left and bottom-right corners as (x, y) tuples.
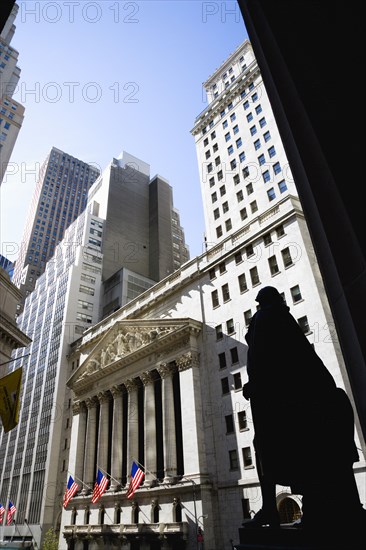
(54, 41), (366, 550)
(0, 2), (24, 185)
(11, 147), (100, 306)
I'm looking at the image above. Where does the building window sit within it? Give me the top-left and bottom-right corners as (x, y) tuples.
(238, 273), (247, 293)
(247, 113), (253, 123)
(230, 159), (237, 170)
(273, 162), (281, 175)
(250, 125), (257, 136)
(268, 255), (280, 275)
(211, 131), (216, 139)
(235, 251), (243, 264)
(244, 309), (252, 327)
(227, 145), (234, 155)
(259, 117), (267, 128)
(238, 411), (248, 431)
(250, 200), (258, 213)
(267, 188), (276, 201)
(215, 156), (221, 166)
(230, 112), (236, 122)
(254, 138), (261, 150)
(243, 100), (249, 110)
(276, 224), (285, 238)
(268, 145), (276, 158)
(263, 130), (271, 142)
(291, 285), (302, 303)
(298, 316), (310, 334)
(216, 324), (223, 340)
(212, 290), (219, 308)
(223, 120), (228, 129)
(278, 179), (288, 193)
(255, 104), (262, 114)
(233, 124), (239, 134)
(242, 166), (250, 179)
(209, 176), (215, 187)
(229, 450), (239, 470)
(217, 170), (223, 181)
(222, 283), (230, 302)
(211, 192), (217, 203)
(263, 232), (272, 246)
(230, 346), (239, 364)
(220, 185), (226, 197)
(258, 153), (265, 166)
(209, 268), (216, 280)
(236, 137), (242, 148)
(216, 225), (223, 238)
(250, 266), (260, 286)
(221, 377), (230, 394)
(225, 131), (231, 141)
(228, 102), (233, 110)
(219, 352), (227, 369)
(222, 201), (229, 213)
(226, 318), (235, 334)
(237, 190), (244, 202)
(219, 261), (226, 274)
(213, 208), (220, 220)
(225, 414), (235, 434)
(263, 170), (271, 183)
(203, 137), (209, 147)
(242, 446), (253, 468)
(240, 207), (248, 220)
(281, 247), (293, 268)
(220, 109), (226, 118)
(239, 151), (246, 163)
(205, 150), (211, 160)
(233, 372), (242, 390)
(207, 163), (213, 173)
(251, 92), (258, 102)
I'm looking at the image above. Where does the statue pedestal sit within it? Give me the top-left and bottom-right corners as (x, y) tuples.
(235, 523), (365, 550)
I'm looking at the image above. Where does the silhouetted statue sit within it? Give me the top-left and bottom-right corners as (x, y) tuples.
(242, 286), (364, 532)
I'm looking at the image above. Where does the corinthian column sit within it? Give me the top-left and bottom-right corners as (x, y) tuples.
(158, 363), (177, 482)
(72, 401), (87, 485)
(110, 385), (123, 490)
(97, 391), (111, 479)
(125, 378), (139, 482)
(141, 371), (156, 486)
(83, 396), (98, 492)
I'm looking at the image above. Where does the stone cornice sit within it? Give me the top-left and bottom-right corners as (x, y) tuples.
(0, 313), (32, 349)
(203, 40), (252, 88)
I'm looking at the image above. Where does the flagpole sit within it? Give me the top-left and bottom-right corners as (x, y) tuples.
(97, 465), (121, 488)
(68, 471), (92, 491)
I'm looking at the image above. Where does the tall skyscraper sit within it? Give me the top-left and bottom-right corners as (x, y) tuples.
(0, 2), (24, 185)
(0, 151), (190, 548)
(54, 41), (365, 550)
(12, 147), (100, 305)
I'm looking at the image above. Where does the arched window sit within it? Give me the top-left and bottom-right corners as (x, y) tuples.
(132, 502), (139, 524)
(84, 507), (90, 525)
(173, 498), (182, 522)
(151, 500), (159, 523)
(114, 505), (121, 524)
(71, 507), (77, 525)
(278, 497), (301, 524)
(99, 506), (105, 525)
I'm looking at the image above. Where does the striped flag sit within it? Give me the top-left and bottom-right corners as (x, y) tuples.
(126, 461), (144, 499)
(91, 469), (108, 504)
(0, 504), (5, 524)
(63, 475), (79, 508)
(7, 501), (16, 525)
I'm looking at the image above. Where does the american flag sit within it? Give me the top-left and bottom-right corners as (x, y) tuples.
(0, 504), (5, 524)
(91, 469), (108, 504)
(7, 501), (16, 525)
(126, 461), (144, 499)
(63, 475), (79, 508)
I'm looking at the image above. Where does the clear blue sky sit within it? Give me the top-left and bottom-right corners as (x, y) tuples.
(0, 0), (248, 260)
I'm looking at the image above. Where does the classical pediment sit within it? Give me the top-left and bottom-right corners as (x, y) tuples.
(69, 318), (201, 388)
